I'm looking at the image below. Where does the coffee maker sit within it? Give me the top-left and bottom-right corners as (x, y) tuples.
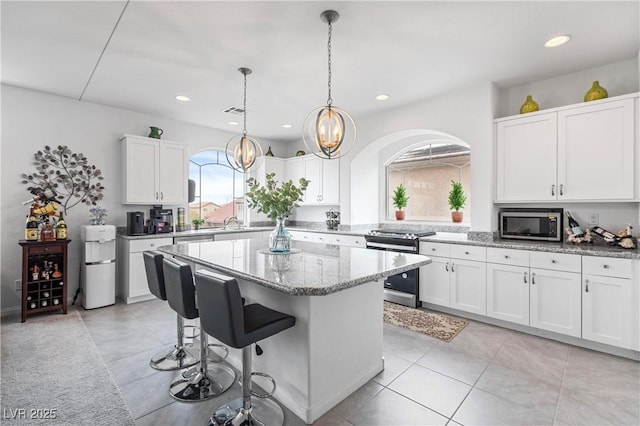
(148, 206), (173, 234)
(126, 211), (146, 235)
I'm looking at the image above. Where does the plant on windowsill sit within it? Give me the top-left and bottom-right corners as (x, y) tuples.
(192, 218), (205, 230)
(392, 183), (409, 220)
(448, 180), (467, 223)
(246, 173), (309, 252)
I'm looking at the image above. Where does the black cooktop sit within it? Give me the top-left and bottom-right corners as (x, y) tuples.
(367, 229), (436, 239)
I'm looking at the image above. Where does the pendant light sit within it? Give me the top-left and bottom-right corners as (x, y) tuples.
(226, 67), (263, 172)
(302, 10), (356, 160)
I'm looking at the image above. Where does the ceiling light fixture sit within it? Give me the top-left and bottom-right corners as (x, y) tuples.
(225, 67), (263, 172)
(302, 10), (356, 160)
(175, 95), (191, 102)
(375, 94), (390, 101)
(544, 34), (571, 48)
(228, 121), (239, 126)
(282, 124), (293, 129)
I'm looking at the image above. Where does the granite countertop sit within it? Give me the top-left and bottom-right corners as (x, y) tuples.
(421, 232), (640, 260)
(157, 238), (431, 296)
(117, 226), (272, 240)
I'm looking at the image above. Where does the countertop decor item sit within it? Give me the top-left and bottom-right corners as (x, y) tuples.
(392, 183), (409, 221)
(302, 10), (356, 160)
(21, 145), (105, 214)
(246, 173), (309, 252)
(265, 146), (274, 157)
(148, 126), (163, 139)
(519, 95), (539, 114)
(192, 218), (205, 230)
(225, 67), (263, 172)
(584, 80), (608, 102)
(448, 180), (467, 223)
(89, 206), (108, 225)
(296, 150), (306, 157)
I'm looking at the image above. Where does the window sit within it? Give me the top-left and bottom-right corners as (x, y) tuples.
(189, 150), (245, 228)
(386, 143), (471, 222)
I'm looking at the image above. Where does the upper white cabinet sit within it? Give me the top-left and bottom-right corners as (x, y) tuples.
(252, 157), (286, 186)
(121, 135), (188, 204)
(495, 94), (637, 202)
(286, 154), (339, 205)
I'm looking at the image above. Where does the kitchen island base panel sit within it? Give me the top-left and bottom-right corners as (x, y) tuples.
(218, 277), (384, 424)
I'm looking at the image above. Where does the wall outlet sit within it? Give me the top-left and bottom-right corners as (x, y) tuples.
(588, 213), (599, 225)
(15, 279), (22, 291)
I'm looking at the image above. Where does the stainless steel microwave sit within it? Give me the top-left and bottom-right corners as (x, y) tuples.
(499, 208), (563, 242)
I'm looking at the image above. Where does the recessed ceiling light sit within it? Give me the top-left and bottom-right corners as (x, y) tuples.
(375, 94), (390, 101)
(282, 124), (293, 129)
(544, 34), (571, 48)
(228, 121), (239, 126)
(175, 95), (191, 102)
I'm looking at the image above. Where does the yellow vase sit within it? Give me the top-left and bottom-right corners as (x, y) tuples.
(584, 80), (608, 102)
(519, 95), (539, 114)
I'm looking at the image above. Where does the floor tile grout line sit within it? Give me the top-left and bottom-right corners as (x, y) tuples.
(551, 343), (572, 425)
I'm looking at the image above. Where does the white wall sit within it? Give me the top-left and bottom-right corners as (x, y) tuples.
(0, 85), (287, 312)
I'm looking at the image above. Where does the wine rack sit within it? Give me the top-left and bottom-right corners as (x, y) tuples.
(19, 240), (71, 322)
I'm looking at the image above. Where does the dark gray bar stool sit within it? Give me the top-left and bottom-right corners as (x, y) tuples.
(143, 251), (198, 371)
(163, 257), (236, 402)
(194, 269), (296, 426)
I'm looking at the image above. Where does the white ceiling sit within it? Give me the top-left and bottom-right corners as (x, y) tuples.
(2, 1), (639, 142)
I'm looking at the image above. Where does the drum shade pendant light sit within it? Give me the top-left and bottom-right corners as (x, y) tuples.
(226, 67), (263, 172)
(303, 10), (356, 160)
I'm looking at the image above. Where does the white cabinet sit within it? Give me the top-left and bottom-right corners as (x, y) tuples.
(419, 242), (487, 315)
(285, 154), (339, 205)
(289, 230), (365, 247)
(529, 252), (582, 338)
(251, 157), (286, 186)
(495, 95), (636, 202)
(214, 230), (269, 241)
(118, 237), (173, 304)
(582, 256), (636, 349)
(486, 248), (531, 326)
(121, 135), (188, 204)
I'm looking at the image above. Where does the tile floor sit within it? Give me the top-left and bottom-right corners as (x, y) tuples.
(79, 300), (639, 426)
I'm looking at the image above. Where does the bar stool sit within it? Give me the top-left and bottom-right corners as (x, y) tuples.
(194, 269), (296, 426)
(163, 257), (236, 402)
(143, 251), (198, 371)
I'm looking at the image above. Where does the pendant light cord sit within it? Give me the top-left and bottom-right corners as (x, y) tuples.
(327, 20), (333, 106)
(243, 71), (248, 136)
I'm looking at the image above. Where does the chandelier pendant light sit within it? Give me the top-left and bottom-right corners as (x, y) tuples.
(226, 67), (263, 172)
(303, 10), (356, 160)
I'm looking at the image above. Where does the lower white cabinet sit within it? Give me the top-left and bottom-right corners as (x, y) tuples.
(213, 230), (269, 241)
(530, 267), (582, 338)
(582, 256), (636, 350)
(486, 262), (530, 326)
(118, 237), (173, 304)
(419, 255), (451, 306)
(450, 259), (487, 315)
(289, 230), (365, 247)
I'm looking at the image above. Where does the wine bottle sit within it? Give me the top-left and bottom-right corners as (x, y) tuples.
(29, 302), (37, 309)
(41, 300), (48, 307)
(25, 208), (39, 241)
(56, 212), (67, 240)
(590, 226), (620, 243)
(52, 298), (60, 306)
(566, 212), (584, 237)
(42, 291), (50, 298)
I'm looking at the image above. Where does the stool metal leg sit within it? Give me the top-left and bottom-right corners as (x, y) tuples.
(169, 320), (236, 402)
(209, 344), (285, 426)
(150, 313), (199, 371)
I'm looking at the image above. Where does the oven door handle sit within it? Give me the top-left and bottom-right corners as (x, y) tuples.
(366, 242), (416, 252)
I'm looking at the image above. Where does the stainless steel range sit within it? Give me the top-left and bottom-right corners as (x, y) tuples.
(365, 229), (435, 308)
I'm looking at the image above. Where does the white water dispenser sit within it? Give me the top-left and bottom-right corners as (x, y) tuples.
(80, 224), (116, 309)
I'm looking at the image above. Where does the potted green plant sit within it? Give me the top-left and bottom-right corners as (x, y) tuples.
(392, 183), (409, 220)
(448, 180), (467, 223)
(246, 173), (309, 252)
(191, 218), (205, 230)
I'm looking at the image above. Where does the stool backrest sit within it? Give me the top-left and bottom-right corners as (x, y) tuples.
(143, 251), (166, 301)
(194, 270), (245, 349)
(162, 257), (198, 320)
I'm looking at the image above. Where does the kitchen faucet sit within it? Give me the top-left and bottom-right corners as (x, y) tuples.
(223, 216), (239, 229)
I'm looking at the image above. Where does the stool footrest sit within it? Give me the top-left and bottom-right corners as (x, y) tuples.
(250, 372), (276, 398)
(206, 343), (229, 363)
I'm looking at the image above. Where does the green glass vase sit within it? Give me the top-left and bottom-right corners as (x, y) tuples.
(584, 81), (608, 102)
(519, 95), (539, 114)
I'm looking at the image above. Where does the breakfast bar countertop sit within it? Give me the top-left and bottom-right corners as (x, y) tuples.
(157, 237), (431, 296)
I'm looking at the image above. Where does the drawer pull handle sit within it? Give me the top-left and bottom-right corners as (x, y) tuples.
(603, 264), (609, 269)
(585, 279), (589, 292)
(531, 272), (536, 285)
(551, 184), (555, 196)
(465, 251), (469, 255)
(504, 255), (510, 259)
(523, 272), (527, 284)
(551, 260), (557, 264)
(432, 248), (436, 251)
(445, 263), (449, 272)
(560, 184), (564, 196)
(451, 263), (455, 273)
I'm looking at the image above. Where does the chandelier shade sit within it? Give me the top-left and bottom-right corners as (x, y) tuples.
(226, 67), (263, 172)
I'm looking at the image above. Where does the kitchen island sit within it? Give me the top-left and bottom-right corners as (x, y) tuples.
(159, 237), (431, 424)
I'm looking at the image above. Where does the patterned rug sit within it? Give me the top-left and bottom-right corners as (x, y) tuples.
(383, 301), (469, 342)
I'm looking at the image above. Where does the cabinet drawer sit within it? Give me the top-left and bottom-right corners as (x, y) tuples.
(129, 237), (173, 253)
(419, 242), (451, 257)
(450, 245), (486, 262)
(487, 248), (529, 267)
(331, 234), (366, 247)
(530, 251), (581, 273)
(582, 256), (632, 279)
(28, 245), (63, 256)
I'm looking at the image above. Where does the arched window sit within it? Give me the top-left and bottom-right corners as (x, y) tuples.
(189, 149), (245, 228)
(386, 142), (471, 222)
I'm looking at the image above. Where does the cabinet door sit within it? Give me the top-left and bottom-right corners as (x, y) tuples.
(122, 137), (159, 203)
(129, 251), (151, 298)
(495, 113), (557, 201)
(320, 158), (340, 204)
(450, 259), (486, 315)
(303, 156), (322, 205)
(419, 256), (450, 306)
(158, 142), (188, 204)
(530, 268), (581, 337)
(286, 158), (306, 203)
(558, 98), (634, 200)
(486, 263), (529, 325)
(582, 274), (633, 349)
